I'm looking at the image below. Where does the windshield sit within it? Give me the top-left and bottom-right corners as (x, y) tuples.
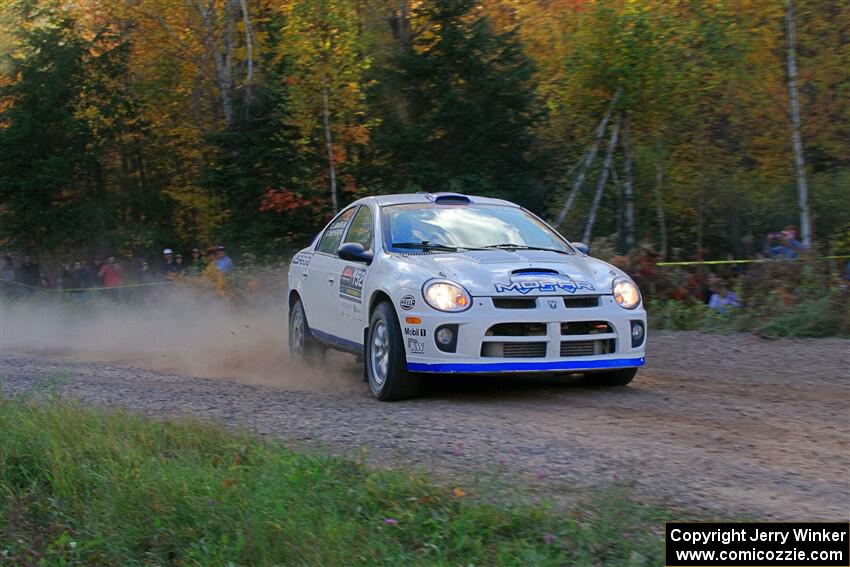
(381, 203), (574, 253)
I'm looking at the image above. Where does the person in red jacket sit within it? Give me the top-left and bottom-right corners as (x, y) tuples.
(98, 255), (124, 288)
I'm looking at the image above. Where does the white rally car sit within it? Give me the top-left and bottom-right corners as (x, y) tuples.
(287, 193), (646, 400)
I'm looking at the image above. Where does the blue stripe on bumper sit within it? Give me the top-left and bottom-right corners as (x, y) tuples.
(407, 357), (645, 374)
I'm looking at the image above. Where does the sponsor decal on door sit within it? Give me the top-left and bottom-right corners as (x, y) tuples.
(340, 266), (366, 303)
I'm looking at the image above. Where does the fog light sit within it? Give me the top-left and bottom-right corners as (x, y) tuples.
(436, 327), (454, 345)
(630, 321), (645, 347)
(434, 324), (459, 353)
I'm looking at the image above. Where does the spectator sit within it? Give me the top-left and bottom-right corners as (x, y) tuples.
(174, 253), (187, 276)
(708, 281), (740, 314)
(91, 256), (105, 287)
(70, 261), (91, 288)
(1, 254), (14, 281)
(215, 245), (233, 273)
(16, 255), (41, 289)
(189, 247), (204, 275)
(161, 248), (179, 278)
(98, 255), (124, 288)
(58, 264), (72, 290)
(66, 261), (89, 302)
(202, 247), (226, 295)
(768, 226), (804, 258)
(137, 258), (155, 283)
(1, 254), (15, 296)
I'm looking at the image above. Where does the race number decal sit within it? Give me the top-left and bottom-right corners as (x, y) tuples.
(340, 266), (366, 303)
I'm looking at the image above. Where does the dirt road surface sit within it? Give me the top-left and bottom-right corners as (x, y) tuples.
(2, 332), (848, 520)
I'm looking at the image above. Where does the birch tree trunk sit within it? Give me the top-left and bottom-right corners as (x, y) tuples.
(322, 86), (339, 212)
(621, 117), (636, 251)
(397, 0), (411, 48)
(221, 0), (235, 125)
(192, 0), (234, 126)
(239, 0), (254, 119)
(582, 115), (621, 244)
(785, 0), (812, 248)
(554, 89), (621, 229)
(654, 161), (668, 260)
(610, 165), (623, 248)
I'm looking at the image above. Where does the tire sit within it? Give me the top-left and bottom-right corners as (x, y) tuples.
(366, 302), (420, 401)
(591, 367), (638, 386)
(288, 298), (323, 360)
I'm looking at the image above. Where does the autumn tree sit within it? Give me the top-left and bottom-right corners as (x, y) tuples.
(368, 0), (544, 207)
(0, 5), (171, 256)
(279, 0), (372, 213)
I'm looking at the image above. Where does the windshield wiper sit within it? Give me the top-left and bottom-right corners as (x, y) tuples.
(483, 244), (573, 255)
(392, 241), (458, 252)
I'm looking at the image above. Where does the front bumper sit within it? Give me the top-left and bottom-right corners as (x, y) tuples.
(400, 293), (646, 374)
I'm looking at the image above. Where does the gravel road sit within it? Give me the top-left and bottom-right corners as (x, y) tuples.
(2, 331), (848, 520)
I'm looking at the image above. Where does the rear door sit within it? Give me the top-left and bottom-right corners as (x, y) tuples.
(301, 207), (356, 338)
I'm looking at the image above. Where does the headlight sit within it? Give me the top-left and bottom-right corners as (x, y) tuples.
(423, 280), (471, 312)
(612, 277), (641, 309)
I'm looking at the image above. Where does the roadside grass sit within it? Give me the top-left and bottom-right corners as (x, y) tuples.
(0, 396), (669, 565)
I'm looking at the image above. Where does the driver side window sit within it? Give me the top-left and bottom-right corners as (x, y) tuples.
(344, 206), (374, 250)
(317, 208), (355, 255)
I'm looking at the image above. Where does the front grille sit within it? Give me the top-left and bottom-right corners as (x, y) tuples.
(560, 339), (615, 357)
(486, 322), (547, 336)
(560, 321), (613, 335)
(563, 296), (599, 308)
(492, 297), (536, 309)
(482, 342), (547, 358)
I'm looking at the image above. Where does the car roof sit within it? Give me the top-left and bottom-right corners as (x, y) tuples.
(355, 193), (518, 208)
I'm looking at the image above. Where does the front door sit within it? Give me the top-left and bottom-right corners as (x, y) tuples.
(332, 205), (375, 346)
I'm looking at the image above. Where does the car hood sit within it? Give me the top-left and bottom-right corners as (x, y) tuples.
(392, 249), (626, 296)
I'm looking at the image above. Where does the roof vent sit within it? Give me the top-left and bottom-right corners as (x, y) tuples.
(427, 193), (471, 204)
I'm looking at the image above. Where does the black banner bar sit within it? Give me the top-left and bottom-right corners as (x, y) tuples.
(666, 522), (849, 566)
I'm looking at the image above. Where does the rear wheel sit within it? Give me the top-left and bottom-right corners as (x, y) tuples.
(366, 302), (420, 401)
(591, 367), (638, 386)
(288, 298), (323, 360)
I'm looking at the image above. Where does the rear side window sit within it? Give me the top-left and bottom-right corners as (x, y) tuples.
(344, 206), (374, 250)
(317, 208), (355, 254)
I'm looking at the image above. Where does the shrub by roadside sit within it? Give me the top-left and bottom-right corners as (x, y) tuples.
(0, 396), (668, 566)
(647, 290), (849, 338)
(645, 258), (850, 338)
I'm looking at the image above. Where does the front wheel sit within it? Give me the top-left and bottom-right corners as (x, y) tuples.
(366, 302), (420, 401)
(591, 367), (638, 386)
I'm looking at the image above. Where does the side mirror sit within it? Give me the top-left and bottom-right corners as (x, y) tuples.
(572, 242), (590, 256)
(337, 242), (374, 265)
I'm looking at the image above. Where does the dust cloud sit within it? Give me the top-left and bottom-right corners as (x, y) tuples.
(0, 289), (361, 392)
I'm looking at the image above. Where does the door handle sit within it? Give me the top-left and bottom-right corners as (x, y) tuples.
(301, 272), (308, 278)
(327, 275), (334, 284)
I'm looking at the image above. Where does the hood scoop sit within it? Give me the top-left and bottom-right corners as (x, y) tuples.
(511, 268), (559, 276)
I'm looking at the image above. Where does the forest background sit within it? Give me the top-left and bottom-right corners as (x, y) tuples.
(1, 0), (848, 263)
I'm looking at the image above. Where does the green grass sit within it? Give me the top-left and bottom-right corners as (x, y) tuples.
(0, 396), (669, 566)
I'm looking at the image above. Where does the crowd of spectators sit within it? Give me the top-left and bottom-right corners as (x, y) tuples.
(0, 245), (234, 299)
(606, 225), (849, 318)
(3, 224), (848, 312)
